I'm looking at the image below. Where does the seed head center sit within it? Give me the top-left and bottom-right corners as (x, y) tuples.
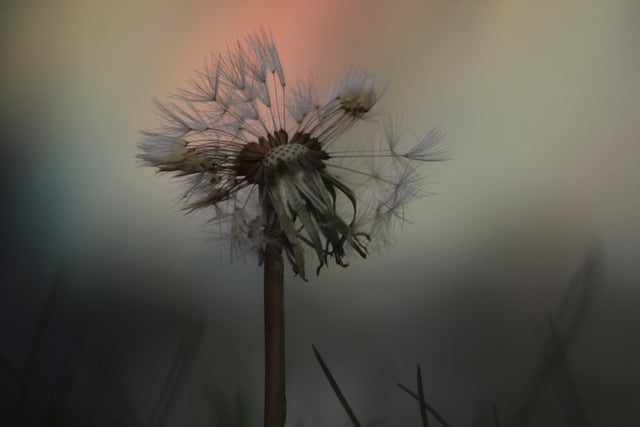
(263, 143), (309, 168)
(234, 131), (328, 184)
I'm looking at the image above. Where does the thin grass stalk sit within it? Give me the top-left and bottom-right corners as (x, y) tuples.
(17, 267), (64, 426)
(397, 384), (450, 427)
(311, 344), (362, 427)
(82, 342), (139, 426)
(510, 249), (600, 426)
(416, 365), (429, 427)
(147, 310), (205, 427)
(263, 241), (286, 427)
(546, 311), (592, 427)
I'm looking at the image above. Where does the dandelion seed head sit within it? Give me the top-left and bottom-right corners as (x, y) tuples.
(138, 29), (443, 279)
(332, 68), (377, 116)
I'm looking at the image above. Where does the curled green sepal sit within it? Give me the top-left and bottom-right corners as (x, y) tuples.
(269, 178), (308, 279)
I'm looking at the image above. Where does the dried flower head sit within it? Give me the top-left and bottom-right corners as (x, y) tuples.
(138, 29), (444, 279)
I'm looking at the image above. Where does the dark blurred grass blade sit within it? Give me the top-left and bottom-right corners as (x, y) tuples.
(493, 404), (499, 427)
(555, 241), (603, 344)
(509, 247), (601, 426)
(364, 417), (388, 427)
(1, 347), (23, 385)
(546, 311), (592, 427)
(1, 348), (31, 414)
(16, 265), (64, 426)
(416, 365), (429, 427)
(83, 342), (138, 427)
(147, 309), (206, 427)
(1, 347), (49, 419)
(205, 385), (233, 427)
(205, 385), (252, 427)
(397, 384), (450, 427)
(102, 412), (127, 427)
(234, 389), (251, 427)
(45, 349), (78, 427)
(311, 344), (362, 427)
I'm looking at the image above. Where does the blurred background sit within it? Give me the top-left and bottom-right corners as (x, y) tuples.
(1, 0), (639, 425)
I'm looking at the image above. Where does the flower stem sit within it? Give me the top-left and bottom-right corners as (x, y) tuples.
(263, 241), (285, 427)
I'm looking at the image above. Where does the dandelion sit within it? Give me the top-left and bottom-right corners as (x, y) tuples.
(138, 28), (444, 427)
(139, 31), (443, 279)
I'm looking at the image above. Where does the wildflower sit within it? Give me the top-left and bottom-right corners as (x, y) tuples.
(138, 29), (443, 279)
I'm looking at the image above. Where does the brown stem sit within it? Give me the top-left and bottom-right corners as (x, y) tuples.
(263, 242), (285, 427)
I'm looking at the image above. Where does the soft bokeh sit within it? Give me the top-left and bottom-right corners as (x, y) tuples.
(1, 0), (639, 426)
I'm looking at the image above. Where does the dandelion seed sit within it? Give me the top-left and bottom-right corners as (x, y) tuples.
(138, 29), (442, 279)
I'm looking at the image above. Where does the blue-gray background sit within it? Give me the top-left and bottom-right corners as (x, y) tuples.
(1, 1), (639, 425)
